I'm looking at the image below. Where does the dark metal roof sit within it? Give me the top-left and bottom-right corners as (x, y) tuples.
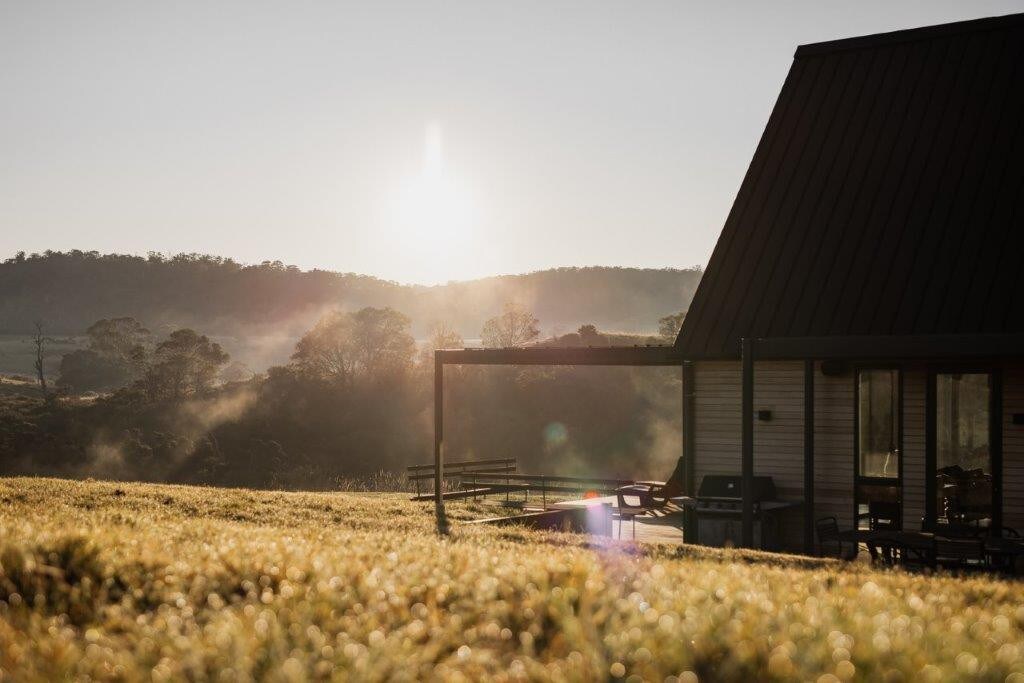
(675, 12), (1024, 359)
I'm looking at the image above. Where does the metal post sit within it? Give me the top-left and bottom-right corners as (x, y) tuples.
(741, 338), (755, 549)
(925, 368), (936, 530)
(434, 352), (449, 534)
(803, 359), (815, 554)
(682, 361), (696, 542)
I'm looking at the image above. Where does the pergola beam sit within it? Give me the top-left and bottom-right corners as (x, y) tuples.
(436, 346), (680, 366)
(753, 334), (1024, 360)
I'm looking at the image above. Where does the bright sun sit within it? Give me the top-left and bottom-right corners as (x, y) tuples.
(393, 124), (475, 258)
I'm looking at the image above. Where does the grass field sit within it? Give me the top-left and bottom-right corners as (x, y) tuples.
(2, 478), (1024, 681)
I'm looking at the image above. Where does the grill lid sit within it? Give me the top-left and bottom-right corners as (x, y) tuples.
(696, 475), (778, 502)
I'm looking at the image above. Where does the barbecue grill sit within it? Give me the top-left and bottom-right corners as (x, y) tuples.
(677, 474), (800, 550)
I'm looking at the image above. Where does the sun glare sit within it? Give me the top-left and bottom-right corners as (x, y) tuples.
(391, 123), (476, 274)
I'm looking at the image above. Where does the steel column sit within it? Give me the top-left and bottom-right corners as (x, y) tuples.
(803, 359), (815, 553)
(433, 352), (448, 534)
(682, 361), (696, 541)
(741, 338), (755, 548)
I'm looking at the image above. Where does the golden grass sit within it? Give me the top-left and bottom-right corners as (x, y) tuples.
(2, 477), (1024, 681)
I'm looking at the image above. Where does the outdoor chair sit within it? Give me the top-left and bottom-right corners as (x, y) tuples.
(866, 536), (903, 567)
(934, 537), (987, 571)
(815, 517), (857, 560)
(867, 501), (901, 530)
(613, 489), (653, 540)
(616, 456), (687, 510)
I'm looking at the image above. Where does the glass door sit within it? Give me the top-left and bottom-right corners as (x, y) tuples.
(933, 372), (996, 531)
(855, 369), (902, 530)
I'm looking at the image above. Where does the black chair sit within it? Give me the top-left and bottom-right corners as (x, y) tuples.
(816, 517), (857, 560)
(867, 501), (901, 530)
(619, 456), (688, 509)
(866, 536), (903, 567)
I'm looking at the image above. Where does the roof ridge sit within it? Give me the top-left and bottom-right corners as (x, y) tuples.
(795, 12), (1024, 59)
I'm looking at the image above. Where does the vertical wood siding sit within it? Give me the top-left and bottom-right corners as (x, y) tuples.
(693, 360), (855, 552)
(902, 367), (926, 531)
(693, 361), (1024, 552)
(813, 365), (855, 533)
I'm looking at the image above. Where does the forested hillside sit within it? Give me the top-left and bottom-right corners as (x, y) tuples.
(0, 251), (701, 338)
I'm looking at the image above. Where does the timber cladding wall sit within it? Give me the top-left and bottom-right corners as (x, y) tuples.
(692, 360), (855, 552)
(810, 364), (855, 535)
(692, 361), (1024, 550)
(902, 368), (926, 531)
(1004, 365), (1024, 533)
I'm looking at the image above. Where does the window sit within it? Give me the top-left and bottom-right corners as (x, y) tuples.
(858, 369), (900, 479)
(935, 372), (992, 525)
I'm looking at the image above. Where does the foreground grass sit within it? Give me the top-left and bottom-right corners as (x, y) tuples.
(1, 479), (1023, 681)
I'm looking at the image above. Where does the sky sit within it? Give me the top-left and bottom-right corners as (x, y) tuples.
(2, 1), (1023, 285)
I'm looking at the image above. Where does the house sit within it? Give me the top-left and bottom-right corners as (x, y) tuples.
(434, 12), (1024, 554)
(674, 12), (1024, 552)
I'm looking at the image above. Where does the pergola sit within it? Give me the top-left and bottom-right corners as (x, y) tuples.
(431, 345), (696, 537)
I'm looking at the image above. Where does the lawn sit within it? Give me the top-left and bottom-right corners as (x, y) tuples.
(1, 478), (1023, 681)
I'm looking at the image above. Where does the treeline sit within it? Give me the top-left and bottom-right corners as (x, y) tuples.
(0, 306), (684, 488)
(0, 250), (702, 338)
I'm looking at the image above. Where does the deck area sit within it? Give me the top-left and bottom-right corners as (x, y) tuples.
(546, 494), (687, 544)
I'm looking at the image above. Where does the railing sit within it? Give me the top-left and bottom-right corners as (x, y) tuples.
(406, 458), (516, 499)
(458, 472), (638, 508)
(405, 457), (643, 507)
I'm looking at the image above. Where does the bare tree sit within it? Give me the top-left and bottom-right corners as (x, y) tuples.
(32, 320), (51, 399)
(480, 303), (540, 348)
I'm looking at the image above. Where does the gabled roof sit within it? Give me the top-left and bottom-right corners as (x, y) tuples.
(675, 12), (1024, 359)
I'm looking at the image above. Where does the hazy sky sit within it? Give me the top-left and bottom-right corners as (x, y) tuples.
(3, 1), (1023, 284)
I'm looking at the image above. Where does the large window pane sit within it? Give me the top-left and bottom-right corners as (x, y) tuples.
(858, 369), (900, 478)
(936, 372), (991, 524)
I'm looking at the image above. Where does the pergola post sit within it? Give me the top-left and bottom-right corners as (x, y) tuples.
(433, 351), (448, 534)
(803, 359), (815, 554)
(741, 338), (755, 548)
(682, 361), (696, 541)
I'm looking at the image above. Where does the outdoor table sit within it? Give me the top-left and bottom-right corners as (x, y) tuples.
(985, 538), (1024, 572)
(835, 529), (936, 564)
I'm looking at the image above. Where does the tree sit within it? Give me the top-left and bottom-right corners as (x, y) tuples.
(142, 329), (229, 400)
(85, 317), (150, 370)
(220, 361), (254, 384)
(57, 317), (150, 392)
(658, 310), (687, 340)
(31, 321), (51, 399)
(481, 303), (540, 348)
(291, 307), (415, 385)
(418, 322), (464, 368)
(57, 350), (128, 392)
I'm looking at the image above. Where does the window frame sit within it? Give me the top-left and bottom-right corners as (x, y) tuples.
(924, 365), (1003, 533)
(853, 365), (904, 527)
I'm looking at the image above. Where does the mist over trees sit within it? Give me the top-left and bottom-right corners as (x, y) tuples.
(1, 303), (683, 489)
